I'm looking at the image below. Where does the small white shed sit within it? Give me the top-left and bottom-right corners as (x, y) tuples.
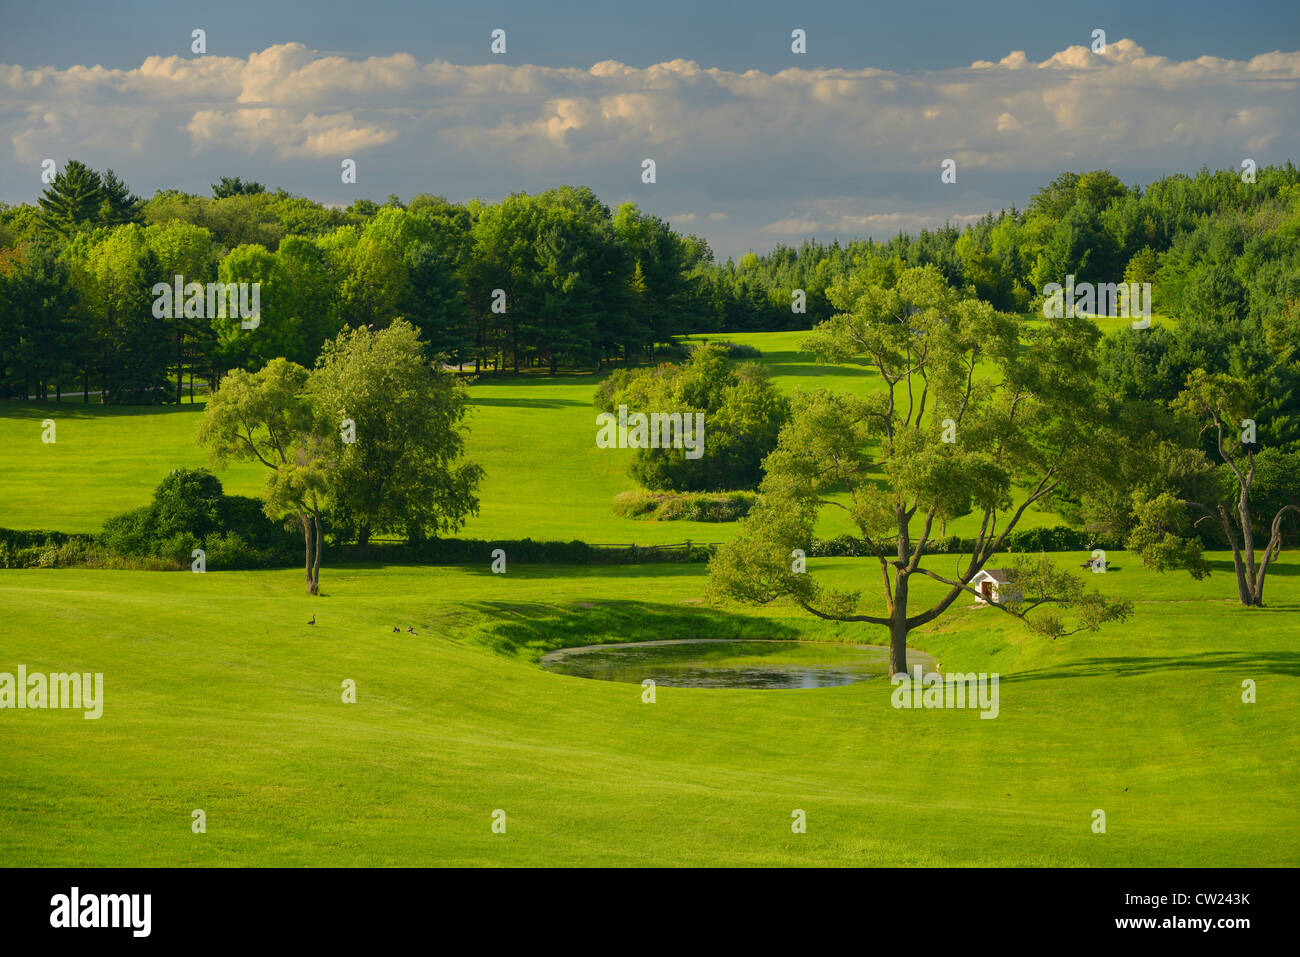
(971, 568), (1023, 604)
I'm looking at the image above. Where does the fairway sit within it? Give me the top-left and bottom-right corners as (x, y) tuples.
(1, 552), (1295, 866)
(0, 331), (1066, 542)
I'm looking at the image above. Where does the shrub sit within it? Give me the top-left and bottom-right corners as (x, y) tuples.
(151, 469), (223, 542)
(652, 341), (691, 362)
(100, 507), (153, 557)
(612, 490), (756, 522)
(596, 342), (789, 492)
(99, 469), (297, 567)
(0, 529), (100, 568)
(695, 339), (762, 359)
(205, 532), (286, 569)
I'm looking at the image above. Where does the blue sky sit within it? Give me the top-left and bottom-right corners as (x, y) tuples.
(4, 0), (1296, 73)
(2, 0), (1298, 257)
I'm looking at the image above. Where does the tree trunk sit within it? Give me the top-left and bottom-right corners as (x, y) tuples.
(310, 510), (323, 595)
(889, 571), (910, 675)
(300, 511), (314, 593)
(888, 614), (909, 677)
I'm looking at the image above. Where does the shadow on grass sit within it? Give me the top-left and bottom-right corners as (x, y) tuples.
(471, 396), (590, 410)
(1006, 650), (1300, 683)
(760, 355), (877, 381)
(1206, 558), (1300, 577)
(0, 402), (206, 420)
(467, 371), (599, 387)
(444, 563), (711, 581)
(468, 598), (799, 660)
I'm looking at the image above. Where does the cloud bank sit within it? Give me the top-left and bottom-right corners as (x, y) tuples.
(4, 38), (1297, 256)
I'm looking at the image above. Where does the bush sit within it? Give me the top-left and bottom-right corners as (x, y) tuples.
(596, 342), (789, 493)
(331, 537), (714, 565)
(0, 529), (101, 568)
(652, 340), (692, 362)
(100, 507), (152, 557)
(612, 490), (756, 522)
(205, 532), (287, 569)
(99, 469), (298, 568)
(695, 339), (762, 359)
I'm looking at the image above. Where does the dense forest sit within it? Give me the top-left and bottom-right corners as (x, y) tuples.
(2, 162), (1299, 420)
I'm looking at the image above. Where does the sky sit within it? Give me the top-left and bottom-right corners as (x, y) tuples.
(2, 0), (1298, 259)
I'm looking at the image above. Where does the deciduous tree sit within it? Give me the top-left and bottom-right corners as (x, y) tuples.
(708, 266), (1131, 674)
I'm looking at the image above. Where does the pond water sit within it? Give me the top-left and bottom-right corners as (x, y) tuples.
(540, 639), (935, 690)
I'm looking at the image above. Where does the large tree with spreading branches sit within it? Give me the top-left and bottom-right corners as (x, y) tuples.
(708, 265), (1132, 674)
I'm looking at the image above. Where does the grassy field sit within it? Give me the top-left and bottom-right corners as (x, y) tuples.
(5, 317), (1292, 868)
(0, 329), (1066, 541)
(1, 551), (1295, 866)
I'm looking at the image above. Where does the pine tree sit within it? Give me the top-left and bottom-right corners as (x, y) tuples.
(100, 169), (143, 225)
(211, 176), (266, 199)
(37, 160), (104, 236)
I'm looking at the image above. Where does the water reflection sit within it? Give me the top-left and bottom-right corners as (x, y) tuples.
(540, 639), (899, 690)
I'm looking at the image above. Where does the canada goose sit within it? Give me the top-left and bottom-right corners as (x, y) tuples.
(406, 626), (416, 635)
(393, 626), (400, 633)
(308, 614), (316, 625)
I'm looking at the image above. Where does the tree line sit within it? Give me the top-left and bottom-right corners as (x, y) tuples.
(0, 168), (715, 400)
(3, 162), (1299, 403)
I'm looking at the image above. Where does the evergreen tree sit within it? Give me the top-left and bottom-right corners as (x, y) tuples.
(37, 160), (104, 236)
(100, 169), (143, 225)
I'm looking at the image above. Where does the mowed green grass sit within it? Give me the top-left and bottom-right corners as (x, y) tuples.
(0, 551), (1295, 866)
(0, 329), (1066, 541)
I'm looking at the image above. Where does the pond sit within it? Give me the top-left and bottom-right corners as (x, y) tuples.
(540, 639), (937, 690)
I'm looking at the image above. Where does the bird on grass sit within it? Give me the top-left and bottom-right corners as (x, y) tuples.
(393, 626), (400, 633)
(308, 614), (316, 626)
(406, 626), (417, 635)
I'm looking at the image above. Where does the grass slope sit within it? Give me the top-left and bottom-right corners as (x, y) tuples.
(1, 551), (1295, 866)
(0, 330), (1068, 541)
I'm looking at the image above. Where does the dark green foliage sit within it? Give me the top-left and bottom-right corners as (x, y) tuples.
(211, 177), (267, 199)
(37, 160), (104, 236)
(331, 537), (714, 565)
(0, 241), (81, 399)
(99, 170), (143, 226)
(100, 468), (296, 567)
(405, 240), (471, 362)
(0, 528), (101, 568)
